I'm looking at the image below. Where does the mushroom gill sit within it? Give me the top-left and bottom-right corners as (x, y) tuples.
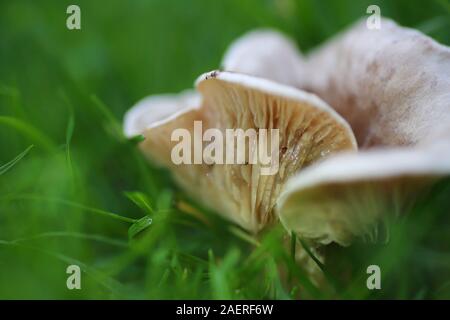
(124, 71), (356, 233)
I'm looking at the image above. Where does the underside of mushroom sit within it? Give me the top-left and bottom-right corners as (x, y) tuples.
(125, 71), (356, 233)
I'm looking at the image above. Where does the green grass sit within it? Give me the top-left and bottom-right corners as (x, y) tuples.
(0, 0), (449, 299)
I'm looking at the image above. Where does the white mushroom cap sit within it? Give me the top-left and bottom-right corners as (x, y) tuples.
(124, 90), (201, 137)
(278, 143), (450, 246)
(221, 20), (450, 148)
(124, 91), (203, 168)
(124, 71), (356, 232)
(222, 29), (305, 88)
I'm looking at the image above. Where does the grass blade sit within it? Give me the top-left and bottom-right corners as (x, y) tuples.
(8, 231), (128, 248)
(290, 231), (296, 260)
(124, 191), (155, 215)
(128, 215), (153, 240)
(90, 94), (124, 141)
(1, 194), (137, 224)
(0, 116), (55, 151)
(65, 113), (75, 175)
(0, 145), (33, 175)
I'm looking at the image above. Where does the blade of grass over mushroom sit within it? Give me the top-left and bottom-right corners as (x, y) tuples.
(299, 239), (325, 271)
(299, 238), (341, 293)
(0, 145), (33, 176)
(290, 231), (296, 260)
(1, 194), (137, 224)
(0, 116), (56, 151)
(281, 249), (322, 298)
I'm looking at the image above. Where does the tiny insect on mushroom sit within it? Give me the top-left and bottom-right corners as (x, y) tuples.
(221, 19), (450, 246)
(124, 71), (356, 233)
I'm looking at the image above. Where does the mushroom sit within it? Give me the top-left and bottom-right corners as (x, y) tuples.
(125, 18), (450, 248)
(221, 19), (450, 245)
(124, 71), (356, 233)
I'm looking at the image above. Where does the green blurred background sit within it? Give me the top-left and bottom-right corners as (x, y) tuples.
(0, 0), (449, 299)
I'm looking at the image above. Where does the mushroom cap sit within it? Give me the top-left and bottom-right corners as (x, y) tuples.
(124, 71), (356, 232)
(278, 143), (450, 246)
(303, 19), (450, 148)
(221, 20), (450, 149)
(124, 90), (201, 137)
(222, 29), (305, 88)
(124, 90), (203, 167)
